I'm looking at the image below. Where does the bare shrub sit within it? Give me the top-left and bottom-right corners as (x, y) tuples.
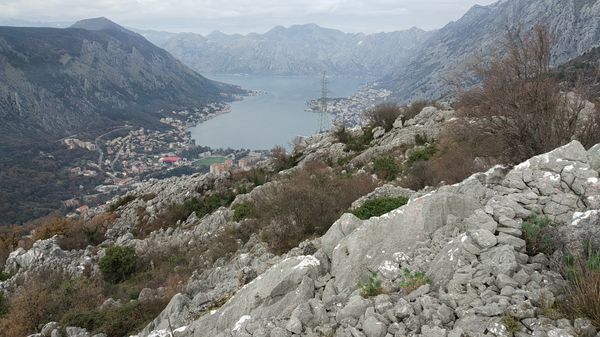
(0, 271), (104, 337)
(0, 276), (48, 336)
(366, 104), (402, 131)
(29, 213), (114, 251)
(401, 160), (438, 191)
(458, 25), (600, 163)
(271, 145), (295, 171)
(59, 213), (114, 250)
(202, 225), (241, 263)
(0, 225), (32, 265)
(32, 215), (70, 242)
(430, 122), (503, 183)
(402, 100), (430, 122)
(400, 121), (504, 190)
(253, 161), (377, 253)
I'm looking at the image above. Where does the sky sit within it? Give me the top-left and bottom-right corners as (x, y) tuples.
(0, 0), (498, 34)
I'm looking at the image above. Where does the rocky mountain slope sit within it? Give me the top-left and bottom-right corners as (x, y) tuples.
(0, 17), (239, 146)
(146, 24), (430, 77)
(0, 17), (244, 226)
(3, 106), (600, 337)
(379, 0), (600, 102)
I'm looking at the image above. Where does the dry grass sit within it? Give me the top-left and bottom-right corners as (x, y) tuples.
(560, 250), (600, 327)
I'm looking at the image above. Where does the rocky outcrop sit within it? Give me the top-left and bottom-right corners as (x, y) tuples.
(142, 140), (600, 337)
(1, 236), (99, 292)
(327, 191), (480, 292)
(295, 105), (455, 170)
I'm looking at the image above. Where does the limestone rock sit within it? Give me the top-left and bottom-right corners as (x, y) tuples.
(329, 192), (479, 292)
(362, 316), (387, 337)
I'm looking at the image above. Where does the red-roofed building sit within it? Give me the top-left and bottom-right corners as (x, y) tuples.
(159, 156), (183, 165)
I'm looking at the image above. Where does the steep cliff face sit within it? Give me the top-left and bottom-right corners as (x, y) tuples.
(379, 0), (600, 102)
(151, 24), (431, 77)
(0, 18), (238, 145)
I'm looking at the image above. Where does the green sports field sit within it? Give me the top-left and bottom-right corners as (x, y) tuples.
(195, 156), (227, 167)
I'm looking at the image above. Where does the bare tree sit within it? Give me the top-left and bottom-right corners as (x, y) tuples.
(458, 25), (600, 163)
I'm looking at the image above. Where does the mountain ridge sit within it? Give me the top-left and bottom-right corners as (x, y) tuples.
(0, 18), (238, 145)
(378, 0), (600, 102)
(145, 24), (432, 77)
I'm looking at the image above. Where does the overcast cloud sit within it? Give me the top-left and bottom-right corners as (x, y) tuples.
(0, 0), (498, 34)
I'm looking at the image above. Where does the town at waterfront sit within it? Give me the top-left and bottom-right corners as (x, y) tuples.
(59, 82), (388, 218)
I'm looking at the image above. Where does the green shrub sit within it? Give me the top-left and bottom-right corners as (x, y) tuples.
(352, 196), (409, 220)
(0, 292), (8, 318)
(232, 203), (257, 222)
(373, 157), (400, 181)
(0, 271), (13, 282)
(414, 134), (430, 146)
(183, 193), (235, 220)
(399, 268), (430, 293)
(358, 272), (383, 298)
(407, 144), (438, 164)
(337, 155), (353, 167)
(99, 246), (138, 283)
(232, 167), (269, 187)
(141, 193), (157, 202)
(107, 195), (136, 212)
(336, 126), (374, 152)
(522, 215), (556, 256)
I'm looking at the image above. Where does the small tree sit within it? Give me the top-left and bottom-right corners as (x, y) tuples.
(373, 157), (400, 181)
(99, 246), (137, 283)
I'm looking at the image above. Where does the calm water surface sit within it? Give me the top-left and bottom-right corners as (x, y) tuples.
(189, 75), (364, 150)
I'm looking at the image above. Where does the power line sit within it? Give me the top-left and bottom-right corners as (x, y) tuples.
(319, 72), (328, 133)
